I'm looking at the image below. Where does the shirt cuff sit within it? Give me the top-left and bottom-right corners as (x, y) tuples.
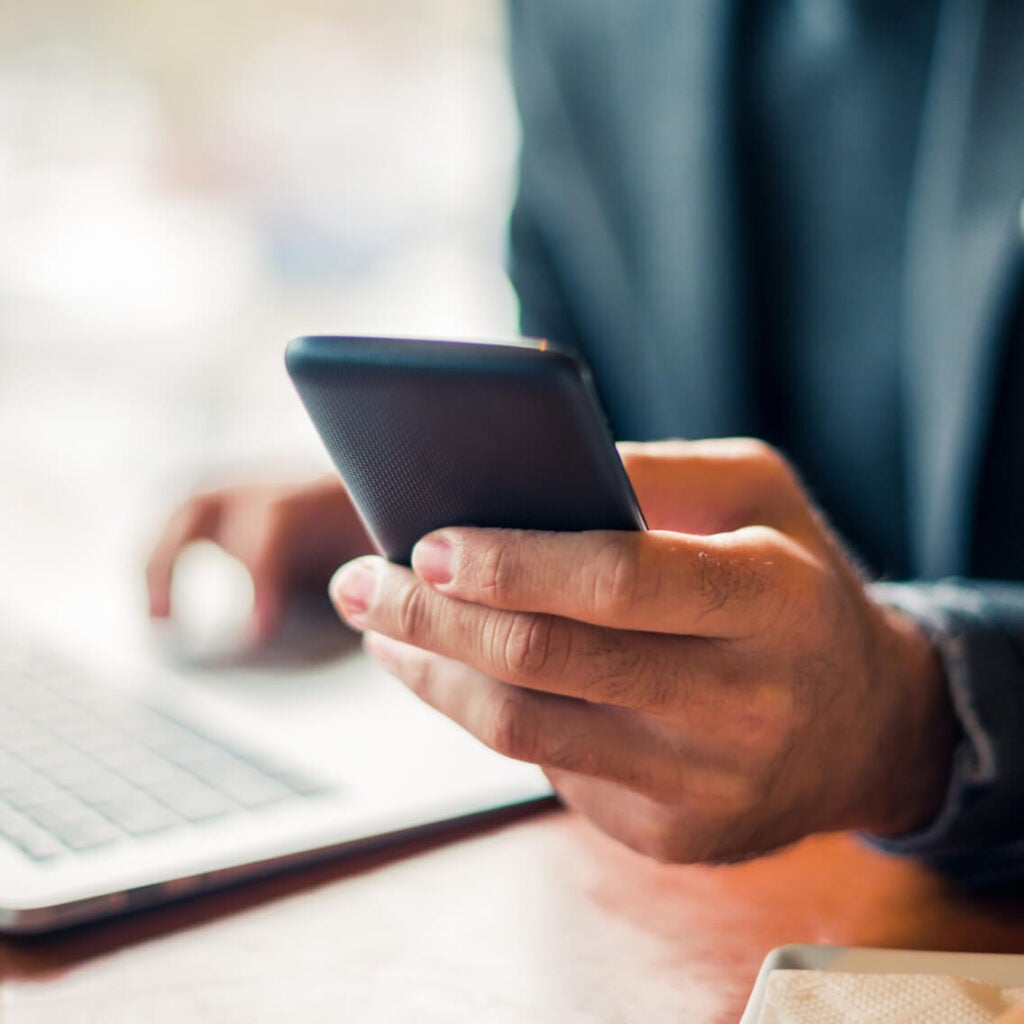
(862, 582), (997, 859)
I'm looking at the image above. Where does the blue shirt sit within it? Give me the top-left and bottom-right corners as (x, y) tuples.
(738, 0), (939, 577)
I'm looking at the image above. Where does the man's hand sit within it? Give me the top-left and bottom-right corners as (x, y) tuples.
(148, 476), (371, 642)
(331, 439), (957, 863)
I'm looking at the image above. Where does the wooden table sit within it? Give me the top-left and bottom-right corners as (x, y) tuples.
(4, 809), (1024, 1023)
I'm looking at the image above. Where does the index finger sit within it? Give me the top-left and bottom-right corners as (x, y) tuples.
(410, 526), (806, 637)
(145, 497), (220, 618)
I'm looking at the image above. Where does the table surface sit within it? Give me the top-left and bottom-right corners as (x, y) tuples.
(4, 811), (1024, 1023)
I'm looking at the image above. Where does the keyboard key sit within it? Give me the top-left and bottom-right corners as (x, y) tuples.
(25, 800), (121, 851)
(145, 730), (224, 768)
(4, 774), (63, 810)
(259, 764), (331, 797)
(147, 776), (236, 822)
(93, 746), (178, 787)
(91, 795), (179, 837)
(1, 722), (54, 761)
(39, 753), (107, 788)
(62, 724), (133, 759)
(188, 757), (292, 808)
(64, 771), (138, 806)
(0, 806), (65, 861)
(0, 759), (38, 795)
(10, 828), (66, 861)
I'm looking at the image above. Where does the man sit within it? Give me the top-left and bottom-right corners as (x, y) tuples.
(149, 1), (1024, 883)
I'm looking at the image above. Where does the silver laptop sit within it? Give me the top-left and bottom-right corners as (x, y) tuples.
(0, 589), (553, 933)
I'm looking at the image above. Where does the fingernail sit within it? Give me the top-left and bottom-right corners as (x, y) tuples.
(412, 534), (454, 586)
(330, 559), (379, 626)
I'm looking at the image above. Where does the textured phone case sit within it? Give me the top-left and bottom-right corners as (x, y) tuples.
(286, 336), (644, 564)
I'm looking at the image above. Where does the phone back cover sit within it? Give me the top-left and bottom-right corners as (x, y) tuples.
(286, 336), (643, 564)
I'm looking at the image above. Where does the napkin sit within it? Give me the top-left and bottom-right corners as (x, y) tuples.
(759, 970), (1024, 1024)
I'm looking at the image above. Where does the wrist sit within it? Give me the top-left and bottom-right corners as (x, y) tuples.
(861, 603), (960, 838)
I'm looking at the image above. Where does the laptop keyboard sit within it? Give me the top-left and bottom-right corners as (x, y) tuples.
(0, 639), (332, 863)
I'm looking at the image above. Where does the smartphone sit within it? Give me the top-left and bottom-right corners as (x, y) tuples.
(285, 335), (645, 565)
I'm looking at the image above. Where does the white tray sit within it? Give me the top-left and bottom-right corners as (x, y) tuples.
(740, 944), (1024, 1023)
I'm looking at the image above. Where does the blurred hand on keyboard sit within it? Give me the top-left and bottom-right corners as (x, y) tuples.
(147, 476), (372, 642)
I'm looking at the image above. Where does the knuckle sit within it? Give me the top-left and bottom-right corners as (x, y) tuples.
(704, 529), (786, 618)
(395, 582), (432, 645)
(643, 670), (680, 712)
(476, 539), (517, 603)
(252, 509), (286, 552)
(742, 715), (799, 776)
(263, 499), (296, 535)
(590, 538), (643, 618)
(498, 613), (566, 679)
(188, 492), (227, 522)
(752, 543), (816, 634)
(487, 694), (538, 761)
(245, 505), (292, 572)
(546, 734), (600, 776)
(645, 655), (695, 709)
(172, 494), (211, 529)
(696, 546), (771, 614)
(713, 773), (763, 821)
(694, 549), (731, 613)
(768, 568), (808, 632)
(586, 641), (667, 709)
(186, 490), (219, 510)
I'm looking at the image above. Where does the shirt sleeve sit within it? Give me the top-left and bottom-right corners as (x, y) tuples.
(863, 579), (1024, 886)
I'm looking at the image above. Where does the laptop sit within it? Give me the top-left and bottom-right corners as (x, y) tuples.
(0, 571), (554, 934)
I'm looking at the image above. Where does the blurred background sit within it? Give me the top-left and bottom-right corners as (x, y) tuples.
(0, 0), (518, 648)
